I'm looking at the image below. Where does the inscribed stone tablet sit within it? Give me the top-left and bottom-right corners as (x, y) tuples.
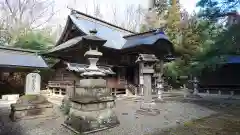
(25, 73), (41, 95)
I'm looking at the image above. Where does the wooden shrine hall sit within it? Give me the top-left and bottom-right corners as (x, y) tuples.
(43, 9), (174, 97)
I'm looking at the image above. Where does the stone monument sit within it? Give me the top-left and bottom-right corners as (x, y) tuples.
(63, 30), (119, 134)
(10, 71), (54, 121)
(25, 73), (41, 95)
(136, 54), (160, 116)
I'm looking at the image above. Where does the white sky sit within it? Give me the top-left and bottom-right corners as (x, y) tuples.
(51, 0), (198, 29)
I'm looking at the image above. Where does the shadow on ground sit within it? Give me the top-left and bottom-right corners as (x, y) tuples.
(0, 107), (25, 135)
(151, 99), (240, 135)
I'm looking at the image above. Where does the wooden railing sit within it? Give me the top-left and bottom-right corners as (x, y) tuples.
(48, 81), (74, 88)
(111, 89), (126, 96)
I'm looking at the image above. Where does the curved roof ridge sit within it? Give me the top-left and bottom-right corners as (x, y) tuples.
(70, 8), (136, 34)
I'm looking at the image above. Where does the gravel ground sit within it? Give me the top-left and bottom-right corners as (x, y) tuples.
(0, 98), (216, 135)
(151, 100), (240, 135)
(0, 106), (72, 135)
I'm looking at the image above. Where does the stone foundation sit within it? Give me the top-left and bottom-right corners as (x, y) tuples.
(9, 95), (54, 122)
(136, 101), (160, 116)
(64, 99), (119, 133)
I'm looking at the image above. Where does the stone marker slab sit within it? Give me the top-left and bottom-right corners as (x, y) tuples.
(25, 73), (41, 95)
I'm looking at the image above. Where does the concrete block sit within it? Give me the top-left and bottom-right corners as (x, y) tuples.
(2, 94), (19, 101)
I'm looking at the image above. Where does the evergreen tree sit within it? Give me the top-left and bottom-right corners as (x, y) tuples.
(155, 0), (168, 15)
(165, 0), (181, 48)
(197, 0), (240, 20)
(14, 30), (55, 51)
(164, 14), (204, 85)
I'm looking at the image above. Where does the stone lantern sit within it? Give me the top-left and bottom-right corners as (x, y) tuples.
(63, 29), (119, 133)
(136, 54), (160, 115)
(188, 76), (199, 95)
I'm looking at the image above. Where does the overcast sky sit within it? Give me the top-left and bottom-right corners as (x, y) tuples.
(52, 0), (198, 28)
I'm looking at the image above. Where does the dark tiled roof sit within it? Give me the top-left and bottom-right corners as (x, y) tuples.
(66, 62), (115, 75)
(0, 47), (48, 68)
(226, 56), (240, 64)
(122, 31), (169, 49)
(69, 14), (130, 49)
(48, 36), (83, 53)
(70, 11), (171, 49)
(49, 9), (173, 55)
(123, 29), (165, 38)
(0, 46), (39, 53)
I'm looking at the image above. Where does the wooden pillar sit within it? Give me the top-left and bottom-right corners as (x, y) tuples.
(59, 88), (62, 96)
(139, 62), (144, 96)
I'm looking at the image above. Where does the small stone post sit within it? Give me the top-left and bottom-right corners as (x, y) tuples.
(230, 91), (234, 96)
(218, 90), (222, 96)
(207, 90), (210, 95)
(192, 77), (199, 95)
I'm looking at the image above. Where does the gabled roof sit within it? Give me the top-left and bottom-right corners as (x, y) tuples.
(46, 9), (174, 61)
(57, 9), (135, 49)
(0, 46), (48, 68)
(56, 9), (172, 50)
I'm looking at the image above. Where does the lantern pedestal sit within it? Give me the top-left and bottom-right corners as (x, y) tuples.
(63, 30), (119, 134)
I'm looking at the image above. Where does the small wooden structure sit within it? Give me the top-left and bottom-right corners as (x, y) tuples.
(0, 46), (48, 97)
(199, 56), (240, 96)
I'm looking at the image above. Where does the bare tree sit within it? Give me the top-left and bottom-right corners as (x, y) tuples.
(83, 3), (144, 32)
(84, 3), (89, 14)
(0, 0), (56, 45)
(111, 4), (145, 32)
(93, 4), (102, 19)
(111, 4), (118, 25)
(142, 7), (168, 32)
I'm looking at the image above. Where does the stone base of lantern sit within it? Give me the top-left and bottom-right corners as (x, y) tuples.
(63, 98), (119, 134)
(136, 101), (160, 116)
(9, 95), (55, 122)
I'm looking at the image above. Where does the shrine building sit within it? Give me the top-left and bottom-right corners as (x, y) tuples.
(43, 9), (175, 97)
